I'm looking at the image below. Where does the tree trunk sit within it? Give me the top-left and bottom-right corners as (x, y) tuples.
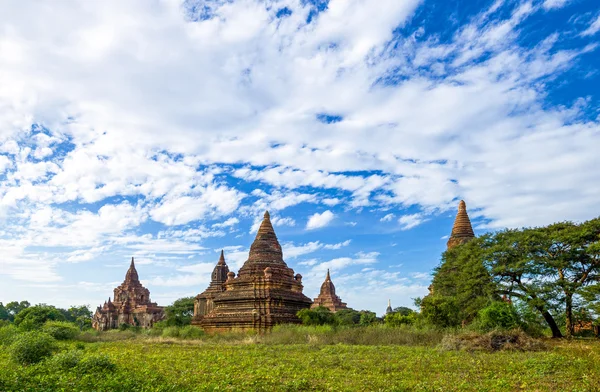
(565, 294), (574, 338)
(536, 306), (563, 338)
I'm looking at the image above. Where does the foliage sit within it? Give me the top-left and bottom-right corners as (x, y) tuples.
(333, 309), (361, 325)
(440, 329), (546, 352)
(9, 331), (57, 365)
(161, 326), (205, 339)
(163, 297), (195, 327)
(77, 354), (117, 374)
(42, 321), (80, 340)
(385, 311), (417, 327)
(0, 337), (599, 391)
(297, 306), (335, 325)
(13, 305), (66, 331)
(358, 310), (378, 326)
(49, 350), (84, 370)
(3, 301), (30, 322)
(0, 325), (19, 346)
(476, 301), (521, 332)
(0, 303), (9, 321)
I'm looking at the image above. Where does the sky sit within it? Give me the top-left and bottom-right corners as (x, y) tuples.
(0, 0), (599, 316)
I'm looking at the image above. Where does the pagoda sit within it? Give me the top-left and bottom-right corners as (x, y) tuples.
(92, 258), (164, 331)
(446, 200), (475, 249)
(311, 269), (347, 312)
(200, 211), (312, 332)
(191, 250), (229, 325)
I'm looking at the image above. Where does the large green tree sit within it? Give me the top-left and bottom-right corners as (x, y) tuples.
(163, 297), (195, 326)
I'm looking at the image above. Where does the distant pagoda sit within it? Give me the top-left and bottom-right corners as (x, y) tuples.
(191, 250), (229, 325)
(200, 211), (312, 332)
(311, 269), (348, 312)
(446, 200), (475, 249)
(386, 299), (393, 314)
(92, 258), (164, 331)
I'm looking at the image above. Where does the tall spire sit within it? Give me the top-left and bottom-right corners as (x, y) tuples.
(125, 257), (140, 283)
(217, 250), (226, 265)
(447, 200), (475, 249)
(386, 299), (393, 314)
(247, 211), (284, 264)
(326, 269), (331, 281)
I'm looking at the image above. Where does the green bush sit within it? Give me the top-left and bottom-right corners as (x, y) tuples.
(42, 321), (79, 340)
(49, 350), (84, 370)
(477, 301), (521, 332)
(179, 326), (205, 340)
(0, 324), (19, 346)
(9, 331), (57, 365)
(297, 307), (335, 326)
(385, 312), (417, 327)
(77, 354), (116, 374)
(14, 305), (66, 331)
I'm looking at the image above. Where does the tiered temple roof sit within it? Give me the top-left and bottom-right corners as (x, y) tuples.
(200, 211), (312, 332)
(311, 269), (347, 312)
(446, 200), (475, 249)
(191, 250), (229, 325)
(92, 258), (164, 331)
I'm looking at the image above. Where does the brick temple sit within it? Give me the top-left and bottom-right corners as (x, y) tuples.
(191, 250), (229, 326)
(311, 269), (348, 312)
(200, 211), (312, 332)
(92, 258), (164, 330)
(446, 200), (475, 249)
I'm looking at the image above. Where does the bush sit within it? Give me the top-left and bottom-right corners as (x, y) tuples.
(77, 354), (116, 374)
(297, 307), (335, 326)
(385, 312), (417, 327)
(14, 305), (66, 331)
(49, 350), (84, 370)
(440, 329), (546, 352)
(179, 326), (205, 340)
(9, 331), (57, 365)
(477, 301), (521, 332)
(43, 321), (80, 340)
(0, 324), (19, 346)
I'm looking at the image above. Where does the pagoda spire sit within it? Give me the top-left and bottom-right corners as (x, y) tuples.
(386, 299), (393, 314)
(447, 200), (475, 249)
(246, 211), (284, 264)
(217, 250), (226, 265)
(326, 269), (331, 281)
(125, 257), (140, 283)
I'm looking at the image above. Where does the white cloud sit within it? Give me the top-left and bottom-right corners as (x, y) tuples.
(212, 217), (240, 229)
(380, 213), (395, 222)
(581, 15), (600, 37)
(306, 210), (335, 230)
(542, 0), (569, 10)
(398, 213), (426, 230)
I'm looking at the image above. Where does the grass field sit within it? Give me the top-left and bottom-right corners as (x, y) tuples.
(1, 331), (599, 391)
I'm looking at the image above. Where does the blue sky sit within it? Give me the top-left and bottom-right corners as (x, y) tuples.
(0, 0), (599, 315)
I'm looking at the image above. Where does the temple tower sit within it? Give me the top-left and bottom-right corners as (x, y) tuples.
(200, 211), (312, 332)
(446, 200), (475, 249)
(311, 269), (348, 312)
(92, 258), (164, 330)
(386, 299), (393, 314)
(191, 250), (229, 325)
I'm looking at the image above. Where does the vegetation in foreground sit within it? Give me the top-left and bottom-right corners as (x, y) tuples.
(0, 326), (599, 391)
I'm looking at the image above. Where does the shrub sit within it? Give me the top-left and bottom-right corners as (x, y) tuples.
(118, 323), (131, 331)
(385, 312), (417, 327)
(13, 305), (66, 331)
(297, 307), (335, 326)
(49, 350), (84, 370)
(179, 326), (205, 340)
(477, 301), (521, 332)
(439, 329), (546, 352)
(0, 324), (19, 346)
(77, 354), (116, 374)
(9, 331), (57, 365)
(43, 321), (79, 340)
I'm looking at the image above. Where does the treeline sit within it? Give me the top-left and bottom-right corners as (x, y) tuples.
(420, 217), (600, 338)
(0, 302), (93, 330)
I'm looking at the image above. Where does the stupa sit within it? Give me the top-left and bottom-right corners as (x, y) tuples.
(200, 211), (312, 332)
(311, 269), (347, 312)
(446, 200), (475, 249)
(191, 250), (229, 325)
(92, 258), (164, 330)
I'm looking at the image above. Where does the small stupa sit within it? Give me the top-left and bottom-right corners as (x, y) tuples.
(311, 269), (348, 312)
(200, 211), (312, 332)
(386, 299), (393, 314)
(446, 200), (475, 249)
(191, 250), (230, 325)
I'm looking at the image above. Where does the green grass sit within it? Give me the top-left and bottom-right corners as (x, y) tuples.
(0, 337), (599, 391)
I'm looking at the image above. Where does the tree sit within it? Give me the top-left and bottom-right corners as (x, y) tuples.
(392, 307), (414, 316)
(0, 303), (9, 321)
(164, 297), (195, 326)
(13, 305), (66, 331)
(5, 301), (30, 321)
(358, 311), (378, 326)
(297, 307), (335, 326)
(333, 309), (361, 326)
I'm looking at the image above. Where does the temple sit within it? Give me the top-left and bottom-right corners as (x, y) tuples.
(200, 211), (312, 332)
(446, 200), (475, 249)
(92, 258), (164, 331)
(311, 269), (348, 312)
(386, 299), (393, 314)
(191, 250), (229, 325)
